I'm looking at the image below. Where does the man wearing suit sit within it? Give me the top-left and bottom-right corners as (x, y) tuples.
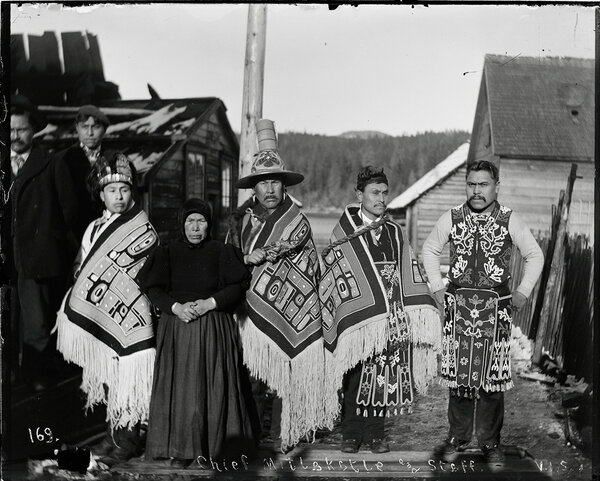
(55, 105), (110, 240)
(10, 95), (80, 391)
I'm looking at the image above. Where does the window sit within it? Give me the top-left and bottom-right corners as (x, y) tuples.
(186, 152), (205, 199)
(221, 159), (232, 210)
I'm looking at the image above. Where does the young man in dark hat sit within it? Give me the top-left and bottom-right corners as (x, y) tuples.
(57, 152), (158, 463)
(227, 119), (328, 453)
(319, 166), (440, 454)
(10, 95), (80, 391)
(54, 104), (111, 240)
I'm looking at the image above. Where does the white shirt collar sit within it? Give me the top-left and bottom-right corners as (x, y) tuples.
(11, 149), (31, 161)
(358, 205), (383, 240)
(359, 205), (381, 226)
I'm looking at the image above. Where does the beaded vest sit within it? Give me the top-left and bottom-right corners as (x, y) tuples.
(448, 201), (513, 290)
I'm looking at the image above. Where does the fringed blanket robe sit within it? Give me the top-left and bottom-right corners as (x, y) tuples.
(319, 204), (441, 422)
(57, 204), (158, 428)
(232, 195), (328, 448)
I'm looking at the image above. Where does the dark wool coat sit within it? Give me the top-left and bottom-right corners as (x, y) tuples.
(54, 143), (104, 240)
(12, 145), (80, 279)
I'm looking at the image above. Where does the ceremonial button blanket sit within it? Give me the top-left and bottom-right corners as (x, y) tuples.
(57, 206), (158, 428)
(319, 204), (441, 422)
(237, 195), (328, 449)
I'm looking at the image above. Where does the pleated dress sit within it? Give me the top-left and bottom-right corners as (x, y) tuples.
(141, 239), (256, 460)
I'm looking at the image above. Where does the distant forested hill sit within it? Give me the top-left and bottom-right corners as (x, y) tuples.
(276, 130), (470, 211)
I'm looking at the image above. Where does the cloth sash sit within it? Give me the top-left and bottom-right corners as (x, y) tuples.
(57, 206), (159, 428)
(441, 286), (513, 396)
(319, 204), (441, 423)
(236, 195), (328, 449)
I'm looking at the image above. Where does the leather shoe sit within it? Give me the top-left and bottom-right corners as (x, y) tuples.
(370, 438), (390, 454)
(341, 438), (360, 453)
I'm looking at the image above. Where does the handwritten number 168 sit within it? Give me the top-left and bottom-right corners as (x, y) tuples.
(28, 427), (55, 443)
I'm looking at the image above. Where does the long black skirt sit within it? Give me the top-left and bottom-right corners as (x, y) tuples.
(146, 311), (256, 460)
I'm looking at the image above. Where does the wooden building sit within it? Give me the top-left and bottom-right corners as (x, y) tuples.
(36, 98), (240, 241)
(387, 143), (469, 266)
(388, 54), (594, 265)
(468, 54), (594, 239)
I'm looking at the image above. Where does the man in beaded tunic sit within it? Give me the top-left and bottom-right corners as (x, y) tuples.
(422, 160), (543, 465)
(320, 166), (440, 454)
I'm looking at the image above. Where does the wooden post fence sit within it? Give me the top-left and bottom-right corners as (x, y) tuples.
(532, 164), (578, 364)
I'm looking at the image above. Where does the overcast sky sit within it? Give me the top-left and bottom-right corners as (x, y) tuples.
(10, 4), (595, 137)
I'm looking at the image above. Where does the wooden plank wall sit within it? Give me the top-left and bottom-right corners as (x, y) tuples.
(411, 165), (467, 265)
(498, 159), (594, 241)
(151, 149), (184, 243)
(150, 112), (239, 242)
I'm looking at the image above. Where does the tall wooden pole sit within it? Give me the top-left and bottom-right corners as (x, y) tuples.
(238, 4), (267, 206)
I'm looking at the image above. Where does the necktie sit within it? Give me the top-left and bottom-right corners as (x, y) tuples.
(11, 155), (24, 176)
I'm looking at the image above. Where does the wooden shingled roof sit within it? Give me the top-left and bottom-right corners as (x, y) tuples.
(482, 54), (594, 161)
(37, 97), (235, 177)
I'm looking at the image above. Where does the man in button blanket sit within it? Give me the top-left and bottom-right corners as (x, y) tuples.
(56, 153), (159, 461)
(228, 119), (328, 452)
(319, 166), (441, 454)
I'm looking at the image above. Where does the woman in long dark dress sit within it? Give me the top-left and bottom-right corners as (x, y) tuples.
(141, 199), (255, 467)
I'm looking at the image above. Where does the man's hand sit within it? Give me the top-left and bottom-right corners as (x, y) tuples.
(245, 248), (267, 266)
(172, 301), (199, 323)
(433, 288), (446, 312)
(191, 298), (216, 317)
(512, 291), (527, 312)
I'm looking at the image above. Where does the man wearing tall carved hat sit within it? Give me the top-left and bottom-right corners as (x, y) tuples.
(56, 152), (159, 462)
(227, 119), (328, 452)
(319, 166), (441, 454)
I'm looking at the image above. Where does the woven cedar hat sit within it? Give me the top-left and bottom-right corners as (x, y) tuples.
(235, 119), (304, 189)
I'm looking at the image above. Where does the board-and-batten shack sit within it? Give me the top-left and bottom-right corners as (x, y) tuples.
(37, 97), (239, 242)
(388, 54), (594, 266)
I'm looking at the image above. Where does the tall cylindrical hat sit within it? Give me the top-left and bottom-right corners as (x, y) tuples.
(236, 119), (304, 189)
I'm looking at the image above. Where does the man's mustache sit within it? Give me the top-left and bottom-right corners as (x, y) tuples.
(470, 196), (486, 201)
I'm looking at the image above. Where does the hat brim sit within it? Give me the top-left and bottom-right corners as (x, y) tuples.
(235, 171), (304, 189)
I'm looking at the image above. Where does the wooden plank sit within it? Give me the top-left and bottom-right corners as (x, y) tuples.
(111, 446), (546, 479)
(27, 32), (64, 105)
(86, 33), (105, 82)
(533, 164), (578, 364)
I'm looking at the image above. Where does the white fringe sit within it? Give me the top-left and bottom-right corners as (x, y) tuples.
(238, 317), (332, 450)
(406, 305), (442, 350)
(323, 307), (441, 421)
(57, 306), (155, 429)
